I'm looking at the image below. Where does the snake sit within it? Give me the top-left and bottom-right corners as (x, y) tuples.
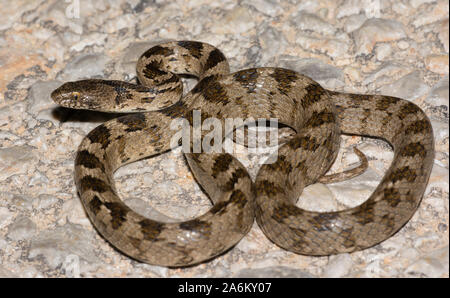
(51, 41), (434, 267)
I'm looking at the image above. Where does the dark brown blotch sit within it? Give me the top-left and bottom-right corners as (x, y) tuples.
(204, 48), (226, 70)
(104, 202), (128, 230)
(139, 219), (164, 241)
(347, 93), (370, 103)
(142, 45), (174, 58)
(255, 180), (285, 197)
(117, 113), (147, 132)
(192, 75), (216, 94)
(386, 166), (417, 183)
(399, 141), (426, 158)
(210, 200), (229, 215)
(340, 227), (356, 249)
(211, 154), (233, 178)
(376, 96), (399, 111)
(201, 81), (229, 104)
(143, 60), (167, 79)
(266, 155), (292, 175)
(300, 82), (326, 109)
(75, 150), (105, 173)
(397, 102), (421, 120)
(380, 213), (396, 234)
(405, 119), (432, 135)
(271, 202), (303, 223)
(155, 74), (180, 87)
(88, 195), (103, 215)
(178, 41), (204, 59)
(222, 168), (248, 192)
(87, 125), (111, 149)
(304, 110), (335, 128)
(384, 187), (401, 207)
(234, 68), (259, 93)
(351, 200), (376, 225)
(79, 175), (110, 193)
(288, 135), (320, 151)
(322, 133), (337, 154)
(269, 68), (299, 95)
(158, 100), (188, 119)
(229, 189), (248, 210)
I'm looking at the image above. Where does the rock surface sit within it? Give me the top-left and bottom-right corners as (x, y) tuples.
(0, 0), (447, 278)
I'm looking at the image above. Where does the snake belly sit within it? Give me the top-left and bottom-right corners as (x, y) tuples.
(51, 41), (434, 266)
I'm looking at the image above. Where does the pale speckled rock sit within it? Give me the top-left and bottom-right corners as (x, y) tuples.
(278, 56), (345, 89)
(0, 0), (44, 30)
(410, 0), (437, 8)
(295, 34), (350, 59)
(292, 11), (337, 36)
(336, 0), (375, 19)
(362, 63), (408, 86)
(0, 238), (7, 251)
(242, 0), (284, 17)
(424, 54), (449, 75)
(104, 14), (137, 34)
(378, 71), (430, 100)
(323, 254), (353, 277)
(431, 120), (449, 150)
(125, 197), (178, 223)
(33, 194), (60, 210)
(343, 13), (368, 33)
(59, 198), (91, 226)
(426, 75), (449, 109)
(26, 81), (62, 116)
(7, 216), (37, 241)
(160, 158), (178, 176)
(353, 18), (407, 55)
(235, 266), (315, 278)
(5, 193), (34, 212)
(0, 146), (38, 181)
(0, 207), (14, 229)
(328, 167), (382, 208)
(298, 183), (338, 212)
(258, 25), (288, 64)
(407, 246), (449, 277)
(70, 33), (108, 52)
(436, 19), (449, 52)
(210, 6), (255, 34)
(0, 266), (17, 278)
(28, 223), (101, 270)
(57, 54), (109, 81)
(412, 0), (449, 28)
(375, 43), (392, 61)
(426, 163), (449, 194)
(151, 181), (183, 199)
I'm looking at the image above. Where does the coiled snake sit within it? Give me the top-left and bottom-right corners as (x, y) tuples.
(51, 41), (434, 267)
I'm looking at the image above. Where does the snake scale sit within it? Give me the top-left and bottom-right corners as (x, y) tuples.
(51, 41), (434, 267)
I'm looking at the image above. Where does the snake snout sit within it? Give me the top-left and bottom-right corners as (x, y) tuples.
(50, 85), (67, 104)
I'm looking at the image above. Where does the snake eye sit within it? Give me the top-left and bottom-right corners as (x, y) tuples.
(72, 92), (80, 101)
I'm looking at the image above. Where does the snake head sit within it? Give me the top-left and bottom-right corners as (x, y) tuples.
(51, 79), (111, 110)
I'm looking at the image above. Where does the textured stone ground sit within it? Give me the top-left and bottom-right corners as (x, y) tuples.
(0, 0), (448, 277)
